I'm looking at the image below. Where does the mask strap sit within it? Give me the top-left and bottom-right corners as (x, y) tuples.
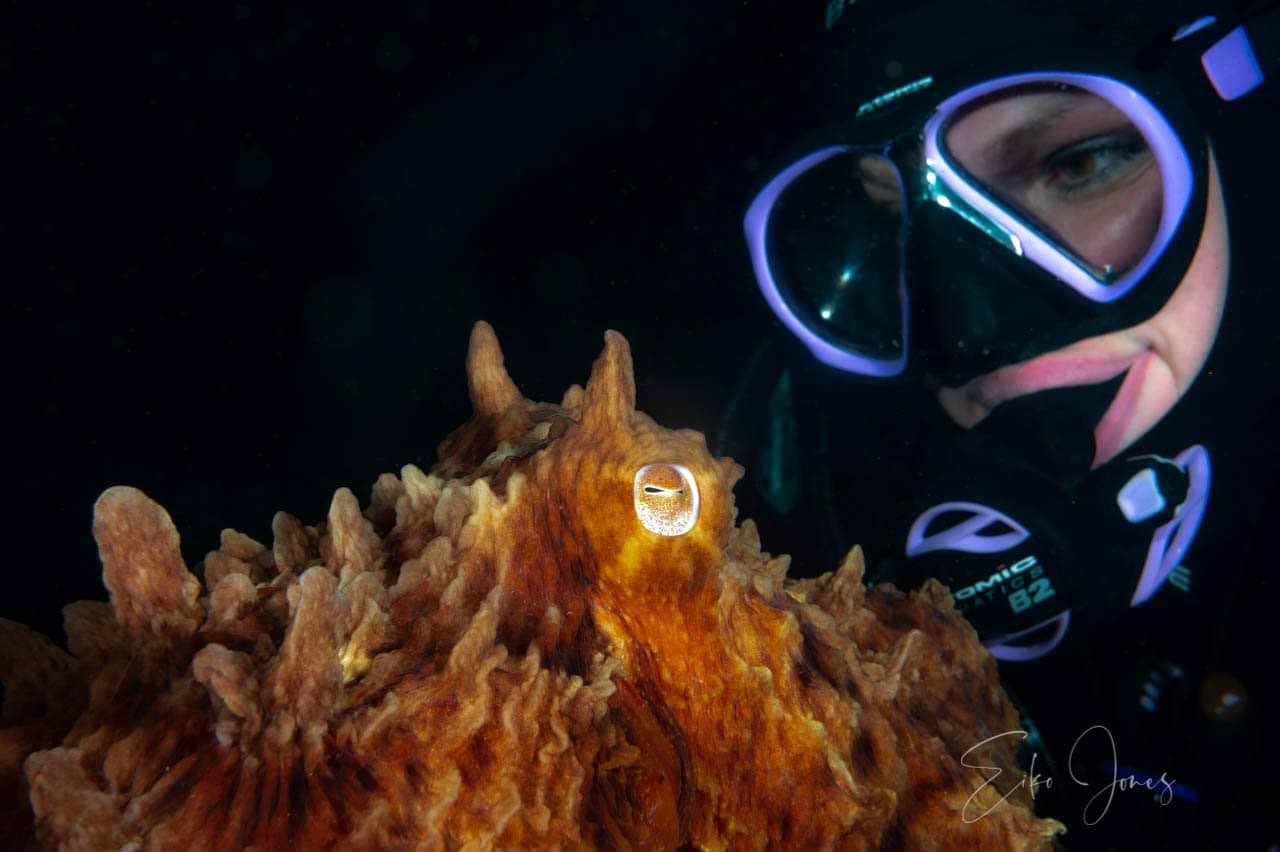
(1191, 5), (1280, 100)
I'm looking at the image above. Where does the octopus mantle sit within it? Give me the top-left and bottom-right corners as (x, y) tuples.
(1, 323), (1064, 850)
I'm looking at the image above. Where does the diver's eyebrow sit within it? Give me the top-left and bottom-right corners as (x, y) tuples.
(975, 97), (1087, 177)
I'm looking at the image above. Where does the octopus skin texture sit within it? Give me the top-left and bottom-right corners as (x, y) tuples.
(0, 322), (1065, 850)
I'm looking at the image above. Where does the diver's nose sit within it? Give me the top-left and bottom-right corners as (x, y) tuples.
(906, 208), (1067, 386)
(908, 236), (1014, 385)
(930, 273), (1003, 364)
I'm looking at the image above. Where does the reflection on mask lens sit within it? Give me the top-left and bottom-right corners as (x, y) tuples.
(943, 84), (1163, 279)
(766, 152), (906, 356)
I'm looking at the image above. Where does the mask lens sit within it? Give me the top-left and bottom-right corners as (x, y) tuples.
(764, 151), (906, 358)
(942, 84), (1163, 280)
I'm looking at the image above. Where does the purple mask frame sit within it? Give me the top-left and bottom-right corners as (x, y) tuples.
(923, 72), (1194, 304)
(745, 73), (1195, 377)
(744, 147), (911, 377)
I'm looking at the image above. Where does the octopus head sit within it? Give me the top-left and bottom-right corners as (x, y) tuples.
(549, 330), (743, 597)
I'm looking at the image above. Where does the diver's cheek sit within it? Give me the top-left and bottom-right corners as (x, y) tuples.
(1061, 165), (1163, 275)
(1092, 351), (1176, 467)
(1093, 152), (1229, 465)
(1099, 176), (1163, 273)
(1152, 155), (1229, 387)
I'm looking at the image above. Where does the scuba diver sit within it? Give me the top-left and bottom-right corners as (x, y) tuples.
(723, 0), (1277, 847)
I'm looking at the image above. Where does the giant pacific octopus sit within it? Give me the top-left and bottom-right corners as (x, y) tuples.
(1, 322), (1065, 850)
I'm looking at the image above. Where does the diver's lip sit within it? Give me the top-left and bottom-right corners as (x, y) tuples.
(938, 337), (1150, 429)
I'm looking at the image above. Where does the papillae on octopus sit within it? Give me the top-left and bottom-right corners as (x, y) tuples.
(0, 323), (1065, 850)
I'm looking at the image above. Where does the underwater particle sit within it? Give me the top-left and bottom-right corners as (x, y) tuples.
(1199, 671), (1248, 721)
(634, 463), (699, 536)
(374, 33), (413, 73)
(885, 59), (904, 79)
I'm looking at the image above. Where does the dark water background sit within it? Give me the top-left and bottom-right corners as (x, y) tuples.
(7, 0), (817, 630)
(6, 2), (1277, 849)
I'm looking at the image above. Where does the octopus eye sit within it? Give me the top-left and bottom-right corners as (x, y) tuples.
(633, 463), (700, 536)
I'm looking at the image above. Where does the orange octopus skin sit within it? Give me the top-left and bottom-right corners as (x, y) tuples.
(0, 322), (1065, 850)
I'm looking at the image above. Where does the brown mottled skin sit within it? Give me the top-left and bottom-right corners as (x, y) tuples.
(0, 323), (1064, 850)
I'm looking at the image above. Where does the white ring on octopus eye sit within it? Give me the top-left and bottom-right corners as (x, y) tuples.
(633, 463), (700, 537)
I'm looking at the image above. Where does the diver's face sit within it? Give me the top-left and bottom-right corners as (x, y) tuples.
(844, 86), (1224, 465)
(943, 87), (1163, 278)
(937, 153), (1229, 468)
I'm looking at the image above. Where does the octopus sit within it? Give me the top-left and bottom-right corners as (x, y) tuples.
(0, 322), (1065, 850)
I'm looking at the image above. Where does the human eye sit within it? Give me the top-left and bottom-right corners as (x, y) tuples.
(1042, 131), (1150, 197)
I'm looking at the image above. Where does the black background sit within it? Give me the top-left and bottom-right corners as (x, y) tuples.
(7, 1), (821, 640)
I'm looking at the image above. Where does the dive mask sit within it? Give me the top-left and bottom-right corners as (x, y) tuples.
(745, 16), (1269, 384)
